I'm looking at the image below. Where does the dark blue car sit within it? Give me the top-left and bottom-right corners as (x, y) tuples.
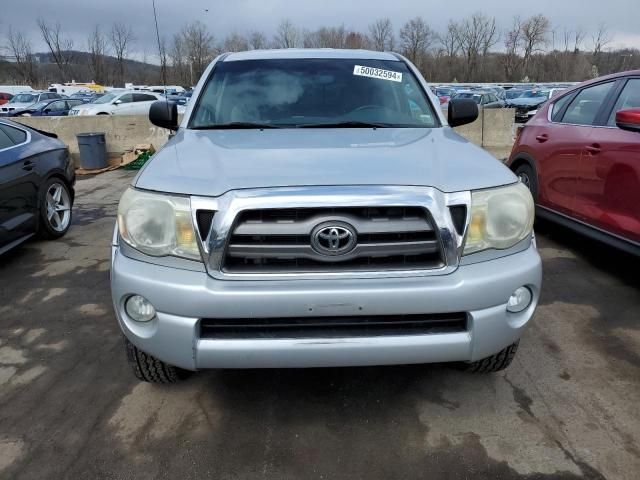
(8, 98), (86, 117)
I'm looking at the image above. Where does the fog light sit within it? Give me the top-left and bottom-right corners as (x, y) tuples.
(507, 287), (532, 313)
(125, 295), (156, 322)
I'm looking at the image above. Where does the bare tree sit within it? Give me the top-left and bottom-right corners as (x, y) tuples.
(345, 31), (370, 50)
(592, 23), (611, 58)
(6, 27), (37, 84)
(368, 18), (394, 51)
(224, 32), (249, 52)
(502, 17), (522, 80)
(180, 21), (215, 84)
(399, 17), (435, 68)
(37, 18), (74, 81)
(273, 19), (300, 48)
(303, 26), (346, 49)
(438, 21), (460, 58)
(521, 14), (550, 77)
(455, 13), (499, 81)
(158, 36), (168, 84)
(87, 25), (107, 83)
(110, 22), (134, 86)
(169, 33), (188, 85)
(248, 31), (267, 50)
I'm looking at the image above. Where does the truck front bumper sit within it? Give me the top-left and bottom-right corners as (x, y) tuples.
(111, 244), (542, 370)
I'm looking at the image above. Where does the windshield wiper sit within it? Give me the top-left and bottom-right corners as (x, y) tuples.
(191, 122), (282, 130)
(296, 121), (391, 129)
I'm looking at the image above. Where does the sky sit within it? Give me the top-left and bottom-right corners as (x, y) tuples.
(2, 0), (639, 60)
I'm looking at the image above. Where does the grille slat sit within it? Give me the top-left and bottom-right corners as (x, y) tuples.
(223, 207), (444, 274)
(200, 313), (468, 339)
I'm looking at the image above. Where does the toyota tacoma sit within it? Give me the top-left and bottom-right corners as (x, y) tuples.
(111, 49), (541, 383)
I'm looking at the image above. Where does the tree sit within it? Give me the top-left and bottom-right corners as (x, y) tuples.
(521, 14), (550, 77)
(110, 22), (134, 86)
(248, 31), (267, 50)
(273, 19), (300, 48)
(180, 21), (215, 84)
(37, 18), (74, 81)
(6, 27), (37, 84)
(87, 25), (107, 83)
(503, 17), (523, 81)
(399, 17), (435, 68)
(454, 13), (499, 81)
(368, 18), (394, 51)
(224, 32), (249, 52)
(592, 24), (611, 58)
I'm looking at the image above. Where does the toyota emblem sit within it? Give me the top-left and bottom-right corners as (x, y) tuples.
(311, 222), (357, 256)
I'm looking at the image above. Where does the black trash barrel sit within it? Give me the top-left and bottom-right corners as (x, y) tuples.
(76, 132), (107, 169)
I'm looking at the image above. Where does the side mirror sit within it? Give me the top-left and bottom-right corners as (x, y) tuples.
(149, 101), (178, 130)
(615, 108), (640, 133)
(113, 100), (121, 105)
(448, 98), (479, 127)
(43, 108), (51, 114)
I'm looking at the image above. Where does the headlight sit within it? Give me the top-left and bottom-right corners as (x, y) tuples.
(463, 182), (534, 255)
(117, 188), (200, 261)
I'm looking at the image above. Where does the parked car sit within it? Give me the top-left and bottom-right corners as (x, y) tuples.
(68, 91), (162, 115)
(451, 90), (505, 108)
(506, 89), (526, 100)
(0, 93), (13, 106)
(8, 98), (86, 117)
(508, 70), (640, 256)
(111, 49), (540, 383)
(508, 89), (565, 123)
(0, 119), (75, 254)
(0, 91), (62, 115)
(68, 92), (105, 103)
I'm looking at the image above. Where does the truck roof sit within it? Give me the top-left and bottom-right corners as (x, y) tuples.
(223, 48), (400, 62)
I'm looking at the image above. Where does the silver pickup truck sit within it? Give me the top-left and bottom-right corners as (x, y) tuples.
(111, 49), (541, 383)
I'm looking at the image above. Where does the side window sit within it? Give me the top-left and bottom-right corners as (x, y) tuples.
(48, 101), (66, 111)
(133, 93), (157, 102)
(1, 124), (27, 144)
(607, 79), (640, 126)
(67, 100), (84, 108)
(0, 128), (14, 150)
(551, 94), (574, 122)
(118, 94), (134, 104)
(560, 82), (614, 126)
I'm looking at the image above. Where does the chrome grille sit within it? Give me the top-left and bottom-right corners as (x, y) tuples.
(222, 207), (444, 273)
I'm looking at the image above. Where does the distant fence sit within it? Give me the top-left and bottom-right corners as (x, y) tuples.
(13, 109), (515, 165)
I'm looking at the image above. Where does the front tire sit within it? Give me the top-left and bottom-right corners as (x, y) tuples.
(513, 163), (538, 200)
(463, 341), (519, 373)
(38, 178), (73, 239)
(124, 337), (190, 383)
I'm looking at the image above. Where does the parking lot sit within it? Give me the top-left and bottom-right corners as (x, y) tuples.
(0, 170), (638, 479)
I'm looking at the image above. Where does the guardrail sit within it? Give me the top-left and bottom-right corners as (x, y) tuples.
(12, 109), (516, 165)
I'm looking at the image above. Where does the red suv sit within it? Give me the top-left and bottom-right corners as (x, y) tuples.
(508, 70), (640, 256)
(0, 93), (13, 105)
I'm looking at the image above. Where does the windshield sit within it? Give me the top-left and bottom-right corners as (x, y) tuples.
(92, 93), (118, 104)
(11, 94), (37, 103)
(189, 58), (438, 128)
(522, 90), (550, 99)
(506, 90), (524, 99)
(436, 88), (452, 97)
(454, 92), (482, 104)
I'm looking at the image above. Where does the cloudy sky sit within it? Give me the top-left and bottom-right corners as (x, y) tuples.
(2, 0), (639, 58)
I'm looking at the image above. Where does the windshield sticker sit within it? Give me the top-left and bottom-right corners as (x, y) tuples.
(353, 65), (403, 83)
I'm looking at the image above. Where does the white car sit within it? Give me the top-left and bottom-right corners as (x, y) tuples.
(69, 91), (162, 116)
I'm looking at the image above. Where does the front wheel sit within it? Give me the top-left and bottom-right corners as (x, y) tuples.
(38, 178), (73, 239)
(461, 341), (519, 373)
(513, 163), (538, 200)
(124, 337), (190, 383)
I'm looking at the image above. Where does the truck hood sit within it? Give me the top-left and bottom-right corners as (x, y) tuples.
(134, 127), (517, 196)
